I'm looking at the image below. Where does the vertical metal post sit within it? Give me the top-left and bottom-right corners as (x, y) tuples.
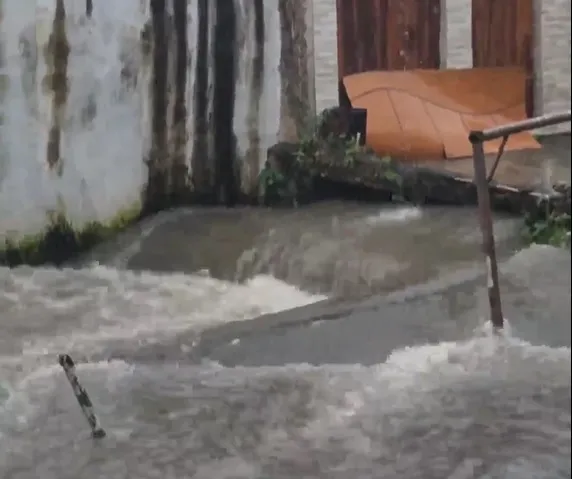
(471, 141), (504, 329)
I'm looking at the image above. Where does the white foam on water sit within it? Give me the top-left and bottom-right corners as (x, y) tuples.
(253, 335), (570, 478)
(1, 266), (325, 361)
(0, 242), (570, 476)
(0, 359), (135, 433)
(0, 325), (569, 477)
(0, 265), (326, 426)
(363, 206), (423, 225)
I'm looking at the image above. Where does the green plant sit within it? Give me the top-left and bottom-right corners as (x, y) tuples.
(293, 112), (401, 184)
(293, 112), (322, 166)
(0, 202), (141, 267)
(260, 110), (406, 207)
(523, 211), (571, 249)
(293, 113), (362, 170)
(377, 154), (402, 186)
(257, 163), (289, 205)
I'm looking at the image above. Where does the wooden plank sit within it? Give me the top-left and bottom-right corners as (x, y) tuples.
(471, 0), (534, 116)
(385, 0), (441, 70)
(336, 0), (440, 75)
(516, 0), (535, 116)
(336, 0), (357, 76)
(390, 91), (443, 158)
(384, 0), (406, 70)
(354, 0), (378, 72)
(428, 0), (442, 68)
(425, 105), (473, 159)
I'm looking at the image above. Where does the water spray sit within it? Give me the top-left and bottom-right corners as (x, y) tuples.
(58, 354), (106, 439)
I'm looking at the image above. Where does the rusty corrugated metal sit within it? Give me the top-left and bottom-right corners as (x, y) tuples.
(336, 0), (441, 76)
(472, 0), (535, 116)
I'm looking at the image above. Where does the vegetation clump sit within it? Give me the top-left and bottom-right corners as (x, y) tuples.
(523, 211), (571, 249)
(0, 204), (141, 267)
(258, 108), (402, 207)
(522, 184), (571, 249)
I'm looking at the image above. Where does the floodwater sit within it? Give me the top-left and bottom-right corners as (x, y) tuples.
(0, 1), (571, 477)
(0, 202), (571, 479)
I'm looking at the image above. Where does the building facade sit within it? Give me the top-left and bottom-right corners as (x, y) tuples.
(320, 0), (570, 133)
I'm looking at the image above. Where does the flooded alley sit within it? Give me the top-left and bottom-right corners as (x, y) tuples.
(0, 0), (571, 477)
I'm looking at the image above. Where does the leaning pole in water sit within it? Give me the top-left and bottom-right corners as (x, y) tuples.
(58, 354), (106, 439)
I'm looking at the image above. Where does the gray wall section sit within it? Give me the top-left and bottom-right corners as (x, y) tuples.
(534, 0), (572, 133)
(313, 0), (339, 113)
(440, 0), (472, 69)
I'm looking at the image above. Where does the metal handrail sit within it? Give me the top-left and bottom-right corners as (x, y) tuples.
(469, 111), (571, 330)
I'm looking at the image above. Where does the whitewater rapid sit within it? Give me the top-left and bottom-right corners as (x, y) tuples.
(0, 238), (570, 478)
(0, 205), (569, 479)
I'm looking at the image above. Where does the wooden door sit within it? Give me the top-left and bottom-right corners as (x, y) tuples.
(336, 0), (441, 77)
(472, 0), (535, 115)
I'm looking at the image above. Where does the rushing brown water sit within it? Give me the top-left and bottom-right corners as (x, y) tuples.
(0, 0), (570, 475)
(0, 198), (571, 479)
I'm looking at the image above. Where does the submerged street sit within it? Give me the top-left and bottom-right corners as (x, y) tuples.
(0, 204), (570, 478)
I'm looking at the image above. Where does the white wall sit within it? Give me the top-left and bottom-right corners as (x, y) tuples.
(440, 0), (472, 69)
(231, 0), (282, 194)
(533, 0), (572, 134)
(0, 0), (149, 240)
(313, 0), (338, 113)
(0, 0), (309, 242)
(0, 0), (568, 243)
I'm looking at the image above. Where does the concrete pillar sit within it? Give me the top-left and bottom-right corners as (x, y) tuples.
(313, 0), (338, 112)
(533, 0), (571, 134)
(439, 0), (473, 69)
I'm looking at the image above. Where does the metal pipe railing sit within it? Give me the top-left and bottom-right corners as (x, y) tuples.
(469, 111), (571, 143)
(468, 111), (571, 331)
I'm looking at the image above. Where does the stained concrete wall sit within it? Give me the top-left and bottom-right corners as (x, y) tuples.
(0, 0), (568, 245)
(0, 0), (315, 242)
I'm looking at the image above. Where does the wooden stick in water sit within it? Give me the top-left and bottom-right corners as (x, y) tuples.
(58, 354), (106, 439)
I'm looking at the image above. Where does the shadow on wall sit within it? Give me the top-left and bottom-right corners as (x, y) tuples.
(143, 0), (315, 210)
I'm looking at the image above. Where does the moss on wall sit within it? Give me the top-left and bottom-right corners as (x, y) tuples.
(0, 202), (142, 267)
